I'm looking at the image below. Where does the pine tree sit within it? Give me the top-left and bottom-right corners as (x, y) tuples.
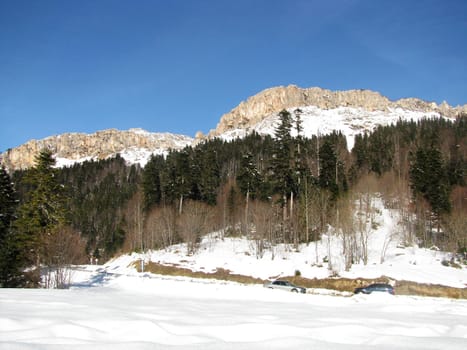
(14, 149), (69, 285)
(0, 166), (23, 287)
(197, 147), (220, 205)
(237, 152), (261, 199)
(271, 109), (295, 204)
(410, 146), (451, 216)
(0, 166), (16, 243)
(142, 154), (164, 210)
(162, 149), (192, 212)
(319, 140), (339, 200)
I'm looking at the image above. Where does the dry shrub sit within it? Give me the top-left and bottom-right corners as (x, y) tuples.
(284, 276), (391, 292)
(132, 262), (467, 299)
(138, 262), (264, 285)
(395, 280), (467, 299)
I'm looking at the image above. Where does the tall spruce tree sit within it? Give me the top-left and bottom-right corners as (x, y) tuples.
(0, 166), (16, 244)
(197, 147), (220, 205)
(272, 109), (295, 205)
(319, 140), (339, 200)
(410, 146), (451, 216)
(142, 154), (164, 210)
(14, 149), (68, 285)
(0, 166), (22, 287)
(237, 152), (261, 199)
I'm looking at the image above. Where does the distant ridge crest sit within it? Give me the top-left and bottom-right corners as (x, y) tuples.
(209, 85), (466, 137)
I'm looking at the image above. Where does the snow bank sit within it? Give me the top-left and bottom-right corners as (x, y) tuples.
(1, 270), (466, 349)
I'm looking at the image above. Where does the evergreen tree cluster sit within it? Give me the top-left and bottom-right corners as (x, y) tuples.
(58, 155), (140, 259)
(1, 113), (465, 287)
(0, 165), (20, 286)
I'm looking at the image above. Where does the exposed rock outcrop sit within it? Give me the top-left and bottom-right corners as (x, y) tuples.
(1, 128), (193, 171)
(2, 85), (465, 171)
(209, 85), (467, 137)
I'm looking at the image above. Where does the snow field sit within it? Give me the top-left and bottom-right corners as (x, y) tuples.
(1, 270), (466, 349)
(1, 192), (466, 349)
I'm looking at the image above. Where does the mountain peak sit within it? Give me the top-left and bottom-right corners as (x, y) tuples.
(2, 86), (465, 171)
(1, 129), (193, 171)
(209, 85), (466, 137)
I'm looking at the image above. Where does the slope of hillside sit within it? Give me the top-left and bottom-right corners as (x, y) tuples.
(3, 201), (465, 347)
(218, 105), (450, 149)
(106, 197), (467, 289)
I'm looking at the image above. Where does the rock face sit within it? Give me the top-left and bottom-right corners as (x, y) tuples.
(1, 129), (193, 171)
(210, 85), (467, 137)
(2, 85), (466, 171)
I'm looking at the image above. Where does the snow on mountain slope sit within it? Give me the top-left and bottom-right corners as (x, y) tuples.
(55, 145), (169, 168)
(50, 105), (446, 169)
(105, 196), (467, 289)
(219, 105), (449, 149)
(1, 128), (194, 170)
(2, 85), (460, 171)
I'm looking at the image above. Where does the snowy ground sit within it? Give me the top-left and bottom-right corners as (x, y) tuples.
(132, 197), (467, 289)
(1, 200), (466, 348)
(1, 266), (467, 350)
(220, 105), (447, 150)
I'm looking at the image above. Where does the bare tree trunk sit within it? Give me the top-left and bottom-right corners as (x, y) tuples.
(304, 179), (310, 244)
(179, 194), (183, 215)
(245, 188), (250, 236)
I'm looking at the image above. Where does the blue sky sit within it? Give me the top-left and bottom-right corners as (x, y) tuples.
(1, 0), (466, 152)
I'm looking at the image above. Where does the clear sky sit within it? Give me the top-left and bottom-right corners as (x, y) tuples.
(1, 0), (466, 152)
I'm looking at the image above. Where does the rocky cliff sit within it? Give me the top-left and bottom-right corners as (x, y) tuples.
(209, 85), (467, 137)
(2, 85), (465, 171)
(1, 129), (193, 171)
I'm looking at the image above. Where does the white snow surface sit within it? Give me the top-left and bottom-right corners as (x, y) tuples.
(53, 129), (193, 168)
(220, 105), (449, 149)
(1, 270), (467, 350)
(1, 200), (467, 349)
(53, 105), (453, 168)
(136, 197), (466, 289)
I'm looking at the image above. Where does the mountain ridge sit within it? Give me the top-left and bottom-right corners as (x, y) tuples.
(209, 85), (466, 137)
(1, 85), (465, 171)
(1, 128), (193, 171)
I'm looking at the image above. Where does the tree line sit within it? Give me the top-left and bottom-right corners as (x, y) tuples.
(1, 112), (465, 287)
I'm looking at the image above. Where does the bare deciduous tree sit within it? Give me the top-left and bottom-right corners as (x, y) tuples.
(251, 200), (280, 259)
(335, 194), (356, 271)
(178, 200), (213, 255)
(145, 205), (178, 250)
(354, 174), (380, 265)
(122, 190), (145, 253)
(445, 208), (467, 253)
(381, 227), (398, 264)
(42, 225), (87, 289)
(308, 188), (333, 264)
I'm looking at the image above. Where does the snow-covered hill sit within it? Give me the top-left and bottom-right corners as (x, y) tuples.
(1, 195), (465, 349)
(218, 105), (449, 149)
(2, 213), (466, 349)
(105, 196), (466, 289)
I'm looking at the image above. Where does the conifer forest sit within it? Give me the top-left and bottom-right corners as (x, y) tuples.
(0, 114), (466, 287)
